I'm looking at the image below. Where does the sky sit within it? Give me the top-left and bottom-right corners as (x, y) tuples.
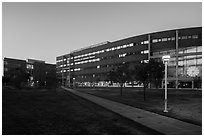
(2, 2), (202, 64)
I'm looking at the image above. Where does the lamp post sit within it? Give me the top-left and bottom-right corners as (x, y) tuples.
(162, 55), (170, 113)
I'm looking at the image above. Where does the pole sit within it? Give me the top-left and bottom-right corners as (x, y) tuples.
(164, 61), (168, 112)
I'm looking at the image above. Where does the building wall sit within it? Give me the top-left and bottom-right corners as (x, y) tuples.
(56, 27), (202, 88)
(4, 58), (27, 77)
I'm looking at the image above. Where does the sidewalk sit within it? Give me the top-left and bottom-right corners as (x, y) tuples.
(62, 87), (202, 135)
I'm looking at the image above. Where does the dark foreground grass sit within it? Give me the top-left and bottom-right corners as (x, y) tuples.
(76, 87), (202, 126)
(2, 88), (160, 135)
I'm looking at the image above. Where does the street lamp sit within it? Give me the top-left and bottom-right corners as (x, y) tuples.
(162, 55), (170, 113)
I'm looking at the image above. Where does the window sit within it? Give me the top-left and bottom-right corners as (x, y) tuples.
(181, 36), (187, 39)
(97, 65), (100, 68)
(197, 46), (202, 52)
(186, 47), (196, 53)
(192, 35), (198, 39)
(162, 38), (167, 42)
(123, 45), (127, 48)
(171, 37), (175, 40)
(119, 53), (127, 58)
(144, 40), (149, 44)
(129, 43), (134, 47)
(197, 58), (202, 65)
(27, 64), (34, 69)
(152, 39), (158, 43)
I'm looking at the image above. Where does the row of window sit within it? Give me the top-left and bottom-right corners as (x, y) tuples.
(73, 43), (135, 59)
(152, 34), (199, 43)
(75, 58), (100, 65)
(152, 46), (202, 56)
(58, 49), (148, 69)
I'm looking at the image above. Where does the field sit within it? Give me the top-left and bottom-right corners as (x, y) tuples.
(76, 87), (202, 126)
(2, 87), (159, 135)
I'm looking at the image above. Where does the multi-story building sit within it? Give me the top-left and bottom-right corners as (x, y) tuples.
(56, 27), (202, 88)
(3, 57), (56, 86)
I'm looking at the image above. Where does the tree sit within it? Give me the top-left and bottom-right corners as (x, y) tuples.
(107, 63), (131, 96)
(8, 68), (30, 89)
(134, 63), (149, 101)
(148, 59), (164, 88)
(134, 59), (164, 101)
(45, 71), (57, 89)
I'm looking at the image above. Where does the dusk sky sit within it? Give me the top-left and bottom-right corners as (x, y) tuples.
(2, 2), (202, 64)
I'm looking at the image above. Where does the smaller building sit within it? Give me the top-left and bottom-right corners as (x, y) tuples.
(3, 57), (56, 87)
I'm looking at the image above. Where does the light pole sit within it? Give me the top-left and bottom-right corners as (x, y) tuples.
(162, 55), (170, 113)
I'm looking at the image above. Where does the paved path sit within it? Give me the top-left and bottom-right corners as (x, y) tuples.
(62, 87), (202, 135)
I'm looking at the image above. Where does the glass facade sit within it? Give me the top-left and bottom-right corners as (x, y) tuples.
(152, 45), (202, 88)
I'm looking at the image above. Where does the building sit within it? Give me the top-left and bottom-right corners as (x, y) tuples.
(56, 27), (202, 88)
(3, 57), (56, 86)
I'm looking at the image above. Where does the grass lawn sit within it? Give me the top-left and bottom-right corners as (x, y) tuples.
(76, 87), (202, 126)
(2, 87), (160, 135)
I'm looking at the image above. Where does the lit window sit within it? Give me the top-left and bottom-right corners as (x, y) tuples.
(129, 43), (134, 47)
(162, 38), (167, 42)
(27, 64), (34, 69)
(171, 37), (175, 40)
(123, 45), (127, 48)
(197, 46), (202, 52)
(188, 36), (192, 39)
(141, 42), (144, 44)
(119, 53), (127, 58)
(181, 36), (187, 39)
(141, 60), (149, 63)
(74, 68), (81, 71)
(197, 58), (202, 65)
(152, 39), (158, 43)
(144, 40), (149, 44)
(167, 38), (171, 41)
(97, 65), (100, 68)
(141, 50), (149, 54)
(192, 35), (198, 39)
